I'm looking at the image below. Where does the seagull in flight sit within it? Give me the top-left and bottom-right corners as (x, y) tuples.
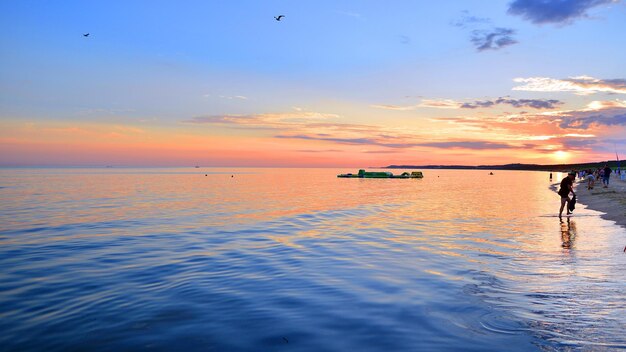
(274, 15), (285, 21)
(83, 33), (90, 37)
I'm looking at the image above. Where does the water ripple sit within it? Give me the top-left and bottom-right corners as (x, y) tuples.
(0, 168), (624, 351)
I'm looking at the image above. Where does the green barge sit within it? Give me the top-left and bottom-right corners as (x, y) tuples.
(337, 169), (423, 179)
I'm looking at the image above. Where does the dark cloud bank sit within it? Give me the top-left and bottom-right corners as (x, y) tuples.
(560, 111), (626, 129)
(461, 97), (562, 109)
(508, 0), (616, 24)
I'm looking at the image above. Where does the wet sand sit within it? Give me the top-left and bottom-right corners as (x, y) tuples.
(575, 175), (626, 229)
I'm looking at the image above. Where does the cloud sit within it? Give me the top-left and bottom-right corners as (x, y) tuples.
(296, 149), (343, 153)
(559, 109), (626, 129)
(471, 28), (518, 51)
(372, 99), (463, 111)
(370, 104), (419, 111)
(276, 134), (412, 148)
(560, 138), (599, 148)
(507, 0), (616, 25)
(185, 110), (418, 149)
(419, 99), (463, 109)
(416, 141), (515, 149)
(513, 76), (626, 95)
(362, 150), (401, 154)
(373, 97), (562, 111)
(586, 99), (626, 109)
(451, 11), (491, 28)
(460, 101), (495, 109)
(398, 35), (411, 44)
(336, 11), (364, 19)
(453, 11), (519, 52)
(184, 111), (340, 128)
(203, 94), (249, 100)
(461, 97), (563, 109)
(563, 133), (596, 137)
(437, 101), (626, 131)
(276, 134), (521, 150)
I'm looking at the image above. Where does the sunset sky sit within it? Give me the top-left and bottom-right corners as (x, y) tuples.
(1, 0), (625, 167)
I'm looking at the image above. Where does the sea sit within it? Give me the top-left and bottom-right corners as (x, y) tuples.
(0, 168), (624, 351)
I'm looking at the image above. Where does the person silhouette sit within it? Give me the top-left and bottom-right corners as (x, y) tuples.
(558, 172), (576, 217)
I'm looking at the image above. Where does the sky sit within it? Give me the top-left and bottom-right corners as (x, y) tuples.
(1, 0), (625, 167)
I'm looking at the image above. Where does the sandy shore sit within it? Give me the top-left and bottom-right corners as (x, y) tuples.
(574, 174), (626, 229)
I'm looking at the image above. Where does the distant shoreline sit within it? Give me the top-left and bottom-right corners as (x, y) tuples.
(384, 160), (623, 173)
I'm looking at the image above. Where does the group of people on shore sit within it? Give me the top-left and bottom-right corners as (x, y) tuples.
(556, 164), (616, 217)
(579, 165), (615, 190)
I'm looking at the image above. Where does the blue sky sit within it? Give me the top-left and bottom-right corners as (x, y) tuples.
(1, 0), (625, 166)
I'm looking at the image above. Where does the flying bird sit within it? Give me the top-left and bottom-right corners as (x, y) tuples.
(274, 15), (285, 21)
(83, 33), (90, 37)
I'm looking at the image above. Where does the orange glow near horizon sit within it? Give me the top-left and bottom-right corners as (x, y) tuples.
(0, 110), (622, 167)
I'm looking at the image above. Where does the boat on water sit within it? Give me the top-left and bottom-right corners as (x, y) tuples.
(337, 169), (423, 179)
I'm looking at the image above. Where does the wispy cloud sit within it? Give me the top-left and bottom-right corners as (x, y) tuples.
(362, 150), (401, 154)
(507, 0), (616, 25)
(435, 100), (626, 142)
(471, 28), (518, 51)
(461, 97), (563, 109)
(203, 94), (249, 100)
(276, 134), (522, 150)
(586, 99), (626, 109)
(370, 104), (420, 111)
(335, 10), (364, 19)
(372, 97), (562, 111)
(398, 35), (411, 44)
(371, 99), (461, 111)
(417, 141), (515, 150)
(453, 11), (518, 52)
(513, 76), (626, 95)
(184, 111), (340, 129)
(419, 99), (463, 109)
(559, 109), (626, 129)
(275, 133), (440, 149)
(451, 11), (491, 28)
(295, 149), (343, 153)
(185, 110), (418, 148)
(185, 102), (624, 155)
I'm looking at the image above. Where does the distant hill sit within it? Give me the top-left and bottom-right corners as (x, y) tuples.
(384, 160), (623, 172)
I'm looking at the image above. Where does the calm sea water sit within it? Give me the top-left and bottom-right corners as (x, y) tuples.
(1, 168), (624, 351)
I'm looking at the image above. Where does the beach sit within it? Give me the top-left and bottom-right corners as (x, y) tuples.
(575, 174), (626, 229)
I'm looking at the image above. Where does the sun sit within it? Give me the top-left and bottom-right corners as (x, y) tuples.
(553, 150), (570, 162)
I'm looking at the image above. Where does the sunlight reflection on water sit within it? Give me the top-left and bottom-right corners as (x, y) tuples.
(0, 168), (624, 351)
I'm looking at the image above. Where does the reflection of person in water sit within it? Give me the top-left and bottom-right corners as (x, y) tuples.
(560, 217), (577, 249)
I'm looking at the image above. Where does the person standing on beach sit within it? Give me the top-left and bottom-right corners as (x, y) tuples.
(602, 164), (612, 188)
(558, 172), (576, 217)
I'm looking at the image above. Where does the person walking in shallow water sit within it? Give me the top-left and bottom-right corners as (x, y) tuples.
(558, 172), (576, 217)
